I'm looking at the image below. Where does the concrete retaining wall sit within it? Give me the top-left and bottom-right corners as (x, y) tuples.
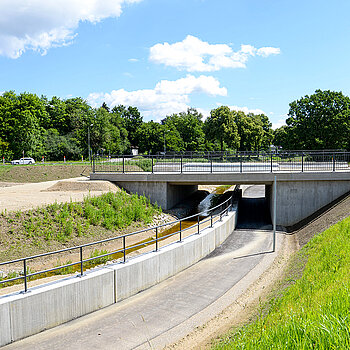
(270, 180), (350, 226)
(0, 208), (237, 347)
(114, 212), (236, 302)
(117, 181), (198, 209)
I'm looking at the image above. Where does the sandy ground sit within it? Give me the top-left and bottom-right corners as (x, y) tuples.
(0, 177), (120, 213)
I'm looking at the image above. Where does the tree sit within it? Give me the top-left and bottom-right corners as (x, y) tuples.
(135, 121), (164, 154)
(112, 105), (143, 147)
(0, 91), (47, 159)
(162, 108), (205, 151)
(285, 90), (350, 150)
(91, 107), (130, 155)
(204, 106), (240, 151)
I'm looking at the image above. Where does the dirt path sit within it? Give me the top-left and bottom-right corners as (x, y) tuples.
(166, 193), (350, 350)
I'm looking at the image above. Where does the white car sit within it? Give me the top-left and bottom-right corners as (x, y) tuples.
(11, 157), (35, 165)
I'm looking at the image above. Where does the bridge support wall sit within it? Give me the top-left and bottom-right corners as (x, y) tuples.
(270, 180), (350, 227)
(116, 181), (198, 209)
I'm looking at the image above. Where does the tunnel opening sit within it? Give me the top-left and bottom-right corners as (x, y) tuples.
(236, 184), (272, 230)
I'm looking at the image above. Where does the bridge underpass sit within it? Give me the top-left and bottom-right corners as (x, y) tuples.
(237, 185), (272, 230)
(90, 171), (350, 228)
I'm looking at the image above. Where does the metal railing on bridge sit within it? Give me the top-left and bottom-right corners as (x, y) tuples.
(92, 150), (350, 173)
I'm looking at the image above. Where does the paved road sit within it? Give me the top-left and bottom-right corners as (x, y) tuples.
(4, 186), (279, 350)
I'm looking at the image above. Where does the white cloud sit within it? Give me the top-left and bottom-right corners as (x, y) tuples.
(149, 35), (281, 72)
(0, 0), (142, 58)
(128, 58), (139, 62)
(257, 47), (281, 57)
(228, 105), (266, 115)
(272, 116), (287, 130)
(88, 75), (227, 119)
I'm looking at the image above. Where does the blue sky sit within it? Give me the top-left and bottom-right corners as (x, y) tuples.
(0, 0), (350, 128)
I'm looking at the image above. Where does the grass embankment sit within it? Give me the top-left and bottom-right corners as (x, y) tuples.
(213, 216), (350, 349)
(0, 190), (161, 262)
(0, 162), (92, 183)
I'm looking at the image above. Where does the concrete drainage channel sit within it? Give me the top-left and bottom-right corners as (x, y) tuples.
(0, 206), (237, 347)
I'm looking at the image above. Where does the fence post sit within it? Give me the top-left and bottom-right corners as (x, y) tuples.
(240, 153), (242, 173)
(92, 155), (95, 173)
(151, 156), (154, 173)
(210, 212), (213, 227)
(122, 155), (125, 173)
(123, 236), (126, 263)
(23, 259), (28, 293)
(181, 155), (183, 173)
(302, 152), (304, 172)
(333, 152), (335, 171)
(197, 215), (200, 234)
(155, 227), (158, 251)
(80, 247), (84, 276)
(273, 176), (277, 252)
(179, 220), (182, 242)
(270, 152), (273, 172)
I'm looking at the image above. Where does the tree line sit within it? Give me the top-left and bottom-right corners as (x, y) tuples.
(0, 89), (349, 161)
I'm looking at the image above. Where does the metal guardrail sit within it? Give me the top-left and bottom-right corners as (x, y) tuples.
(0, 194), (236, 294)
(92, 151), (350, 173)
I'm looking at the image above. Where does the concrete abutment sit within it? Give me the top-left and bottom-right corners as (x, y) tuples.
(116, 181), (198, 209)
(268, 180), (350, 227)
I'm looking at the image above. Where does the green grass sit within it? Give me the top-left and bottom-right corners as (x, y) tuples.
(0, 190), (161, 262)
(212, 216), (350, 349)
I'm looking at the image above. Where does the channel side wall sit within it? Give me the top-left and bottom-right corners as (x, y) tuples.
(270, 180), (350, 226)
(0, 208), (237, 347)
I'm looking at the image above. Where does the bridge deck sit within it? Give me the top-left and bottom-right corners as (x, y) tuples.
(90, 170), (350, 185)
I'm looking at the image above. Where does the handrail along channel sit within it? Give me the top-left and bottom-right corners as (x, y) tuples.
(0, 193), (237, 293)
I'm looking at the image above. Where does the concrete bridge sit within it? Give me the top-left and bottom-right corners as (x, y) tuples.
(90, 169), (350, 227)
(91, 151), (350, 227)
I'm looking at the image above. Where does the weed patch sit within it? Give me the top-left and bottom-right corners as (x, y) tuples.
(0, 190), (161, 262)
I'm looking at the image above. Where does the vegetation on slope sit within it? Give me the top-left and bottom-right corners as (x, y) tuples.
(0, 190), (161, 261)
(213, 216), (350, 349)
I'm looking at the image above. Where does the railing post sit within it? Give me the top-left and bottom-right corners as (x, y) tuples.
(210, 212), (213, 227)
(270, 152), (273, 172)
(240, 153), (242, 173)
(23, 259), (28, 293)
(80, 247), (84, 276)
(123, 236), (126, 263)
(92, 155), (95, 173)
(179, 220), (182, 242)
(197, 215), (200, 234)
(122, 155), (125, 173)
(210, 155), (213, 173)
(333, 152), (335, 171)
(302, 152), (304, 172)
(151, 156), (154, 173)
(155, 227), (158, 251)
(181, 155), (183, 173)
